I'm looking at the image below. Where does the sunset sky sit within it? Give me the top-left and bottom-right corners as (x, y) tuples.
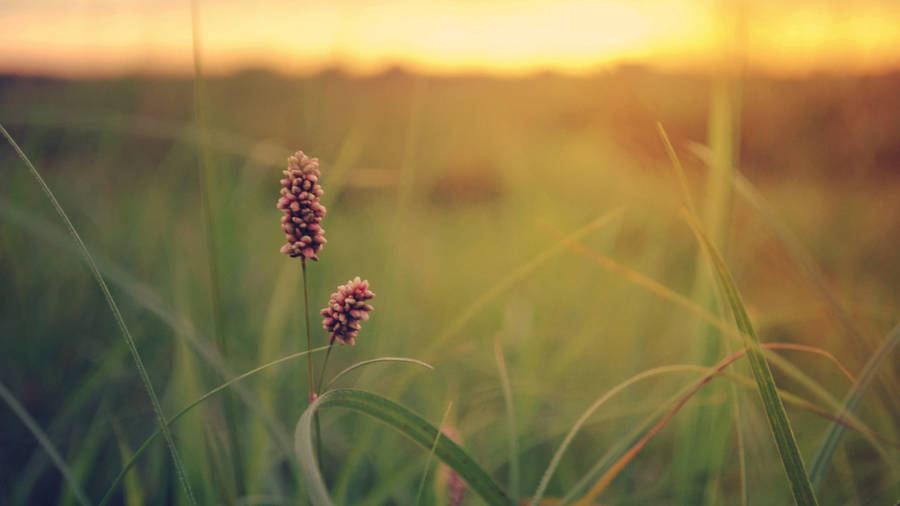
(2, 0), (900, 77)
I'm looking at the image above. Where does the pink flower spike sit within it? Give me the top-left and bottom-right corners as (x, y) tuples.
(276, 150), (326, 261)
(321, 277), (375, 345)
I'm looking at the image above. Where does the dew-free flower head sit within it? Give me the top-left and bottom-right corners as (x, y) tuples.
(277, 151), (326, 261)
(321, 277), (375, 345)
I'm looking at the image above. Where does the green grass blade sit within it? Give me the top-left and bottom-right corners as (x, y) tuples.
(494, 334), (520, 503)
(809, 322), (900, 488)
(0, 123), (196, 505)
(97, 346), (328, 506)
(323, 357), (434, 392)
(0, 380), (92, 506)
(294, 389), (511, 506)
(681, 209), (818, 506)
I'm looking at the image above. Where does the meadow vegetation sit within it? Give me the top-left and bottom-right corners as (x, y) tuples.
(1, 68), (898, 504)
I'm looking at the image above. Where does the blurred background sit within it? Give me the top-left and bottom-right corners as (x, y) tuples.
(1, 0), (899, 504)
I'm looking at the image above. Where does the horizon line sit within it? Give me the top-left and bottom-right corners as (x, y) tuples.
(5, 60), (900, 81)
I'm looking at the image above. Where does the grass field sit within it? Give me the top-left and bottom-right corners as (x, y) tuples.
(1, 68), (899, 505)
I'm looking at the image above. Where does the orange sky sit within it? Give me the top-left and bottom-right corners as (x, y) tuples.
(2, 0), (900, 77)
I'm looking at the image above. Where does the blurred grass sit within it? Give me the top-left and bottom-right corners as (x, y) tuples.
(1, 68), (899, 504)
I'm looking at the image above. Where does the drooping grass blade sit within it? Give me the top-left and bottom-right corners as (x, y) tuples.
(295, 389), (511, 506)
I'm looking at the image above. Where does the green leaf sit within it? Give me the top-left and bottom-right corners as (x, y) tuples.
(681, 210), (818, 506)
(295, 389), (511, 506)
(809, 322), (900, 487)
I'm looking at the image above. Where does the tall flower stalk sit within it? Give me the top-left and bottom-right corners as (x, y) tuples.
(277, 151), (327, 402)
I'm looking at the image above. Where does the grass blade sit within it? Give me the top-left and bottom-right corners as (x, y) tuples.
(323, 357), (434, 392)
(0, 380), (92, 506)
(97, 346), (329, 506)
(692, 145), (900, 417)
(494, 334), (520, 503)
(680, 209), (818, 505)
(295, 389), (511, 506)
(1, 123), (196, 505)
(809, 322), (900, 488)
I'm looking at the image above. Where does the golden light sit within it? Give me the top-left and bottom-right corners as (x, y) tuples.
(1, 0), (899, 77)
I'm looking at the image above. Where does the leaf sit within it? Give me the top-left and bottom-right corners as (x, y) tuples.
(295, 389), (511, 506)
(681, 209), (818, 506)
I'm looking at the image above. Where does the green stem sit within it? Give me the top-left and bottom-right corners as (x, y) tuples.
(313, 342), (335, 468)
(301, 261), (315, 402)
(316, 343), (335, 394)
(301, 261), (324, 467)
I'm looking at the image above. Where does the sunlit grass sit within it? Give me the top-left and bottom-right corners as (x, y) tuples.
(1, 65), (898, 506)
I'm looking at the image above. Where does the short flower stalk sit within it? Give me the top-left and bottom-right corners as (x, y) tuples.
(316, 277), (376, 392)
